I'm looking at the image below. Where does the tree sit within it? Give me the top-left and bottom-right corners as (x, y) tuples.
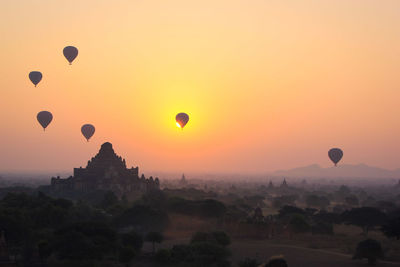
(382, 216), (400, 240)
(101, 191), (119, 209)
(362, 196), (376, 207)
(239, 258), (260, 267)
(353, 239), (384, 265)
(114, 204), (169, 232)
(273, 196), (297, 209)
(119, 246), (136, 267)
(168, 198), (227, 218)
(338, 185), (351, 195)
(212, 231), (231, 247)
(155, 248), (172, 264)
(305, 195), (330, 210)
(191, 232), (211, 244)
(52, 198), (73, 209)
(345, 195), (359, 206)
(278, 206), (305, 219)
(52, 230), (94, 260)
(190, 241), (231, 266)
(376, 201), (397, 213)
(170, 244), (193, 263)
(318, 196), (330, 210)
(0, 211), (29, 247)
(52, 222), (117, 260)
(289, 214), (310, 234)
(314, 210), (341, 224)
(121, 231), (143, 251)
(164, 232), (232, 267)
(191, 231), (231, 247)
(139, 190), (168, 210)
(200, 199), (227, 218)
(244, 195), (266, 207)
(341, 207), (386, 235)
(37, 240), (52, 262)
(305, 195), (320, 208)
(334, 185), (351, 202)
(265, 256), (288, 267)
(146, 232), (164, 253)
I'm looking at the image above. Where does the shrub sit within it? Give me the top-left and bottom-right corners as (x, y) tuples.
(263, 255), (288, 267)
(239, 257), (260, 267)
(289, 214), (310, 233)
(146, 232), (164, 253)
(191, 231), (231, 247)
(155, 249), (172, 264)
(121, 231), (143, 251)
(119, 246), (136, 267)
(353, 239), (384, 265)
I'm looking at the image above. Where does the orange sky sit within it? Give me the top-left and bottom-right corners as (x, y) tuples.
(1, 0), (400, 174)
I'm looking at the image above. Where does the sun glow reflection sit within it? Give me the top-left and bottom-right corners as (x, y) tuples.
(176, 122), (182, 128)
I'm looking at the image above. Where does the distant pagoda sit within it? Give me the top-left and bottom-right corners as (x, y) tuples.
(280, 178), (289, 188)
(51, 142), (159, 197)
(179, 173), (188, 187)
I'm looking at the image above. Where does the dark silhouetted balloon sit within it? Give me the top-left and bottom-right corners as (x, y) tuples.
(37, 111), (53, 131)
(176, 113), (189, 129)
(81, 124), (95, 141)
(328, 148), (343, 166)
(63, 46), (78, 64)
(29, 71), (42, 87)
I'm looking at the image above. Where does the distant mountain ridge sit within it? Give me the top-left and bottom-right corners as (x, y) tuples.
(272, 164), (400, 178)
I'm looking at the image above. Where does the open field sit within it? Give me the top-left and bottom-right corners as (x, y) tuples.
(144, 238), (400, 267)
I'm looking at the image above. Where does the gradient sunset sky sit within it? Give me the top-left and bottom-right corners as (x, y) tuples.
(1, 0), (400, 174)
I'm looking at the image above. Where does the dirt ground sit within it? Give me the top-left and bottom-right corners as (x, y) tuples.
(229, 240), (400, 267)
(148, 238), (400, 267)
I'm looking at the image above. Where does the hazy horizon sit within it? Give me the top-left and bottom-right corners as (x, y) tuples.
(2, 1), (400, 174)
(3, 161), (400, 181)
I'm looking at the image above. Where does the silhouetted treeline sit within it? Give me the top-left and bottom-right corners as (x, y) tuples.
(0, 183), (400, 266)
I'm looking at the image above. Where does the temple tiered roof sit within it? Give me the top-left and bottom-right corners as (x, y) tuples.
(86, 142), (128, 172)
(51, 142), (159, 196)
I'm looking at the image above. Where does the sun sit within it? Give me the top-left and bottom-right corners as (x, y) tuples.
(176, 122), (181, 128)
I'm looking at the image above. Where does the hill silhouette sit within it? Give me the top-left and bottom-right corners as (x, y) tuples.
(272, 164), (400, 179)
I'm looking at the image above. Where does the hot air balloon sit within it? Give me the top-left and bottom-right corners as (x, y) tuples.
(37, 111), (53, 131)
(176, 113), (189, 129)
(328, 148), (343, 166)
(29, 71), (42, 87)
(63, 46), (78, 65)
(81, 124), (95, 142)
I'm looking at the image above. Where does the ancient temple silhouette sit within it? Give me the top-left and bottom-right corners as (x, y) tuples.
(179, 173), (188, 187)
(280, 178), (288, 188)
(51, 142), (159, 197)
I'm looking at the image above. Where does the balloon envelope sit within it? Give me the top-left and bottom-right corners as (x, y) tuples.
(176, 113), (189, 129)
(29, 71), (42, 87)
(37, 111), (53, 130)
(81, 124), (95, 141)
(63, 46), (78, 64)
(328, 148), (343, 166)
